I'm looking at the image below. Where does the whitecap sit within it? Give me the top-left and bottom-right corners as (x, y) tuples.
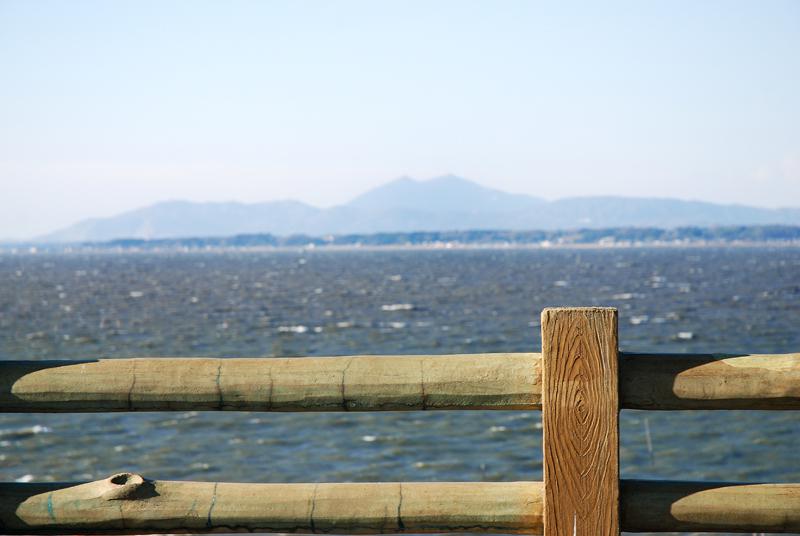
(0, 425), (51, 439)
(25, 331), (47, 341)
(278, 325), (308, 334)
(361, 435), (377, 442)
(381, 303), (414, 312)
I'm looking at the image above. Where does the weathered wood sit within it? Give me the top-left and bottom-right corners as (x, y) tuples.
(3, 476), (799, 534)
(541, 307), (619, 536)
(2, 352), (799, 412)
(0, 353), (539, 412)
(622, 479), (800, 533)
(620, 352), (800, 410)
(0, 474), (542, 534)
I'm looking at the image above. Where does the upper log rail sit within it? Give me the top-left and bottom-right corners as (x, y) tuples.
(1, 351), (798, 412)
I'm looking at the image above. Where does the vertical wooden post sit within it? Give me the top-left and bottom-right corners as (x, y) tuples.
(541, 307), (619, 536)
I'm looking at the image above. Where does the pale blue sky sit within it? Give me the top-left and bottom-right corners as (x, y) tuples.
(1, 0), (799, 239)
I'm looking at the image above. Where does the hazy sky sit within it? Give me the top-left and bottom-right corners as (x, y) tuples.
(1, 1), (799, 239)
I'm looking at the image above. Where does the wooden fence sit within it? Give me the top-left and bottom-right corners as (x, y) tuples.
(1, 307), (798, 534)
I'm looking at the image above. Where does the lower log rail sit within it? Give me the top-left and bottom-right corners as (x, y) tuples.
(1, 474), (799, 534)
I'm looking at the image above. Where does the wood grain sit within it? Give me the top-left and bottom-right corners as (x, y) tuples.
(541, 307), (619, 536)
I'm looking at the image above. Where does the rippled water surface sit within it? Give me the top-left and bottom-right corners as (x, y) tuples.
(1, 248), (798, 535)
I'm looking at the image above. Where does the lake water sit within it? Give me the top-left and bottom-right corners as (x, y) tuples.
(1, 247), (798, 535)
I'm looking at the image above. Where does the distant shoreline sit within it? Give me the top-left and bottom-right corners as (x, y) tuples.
(4, 225), (800, 254)
(3, 240), (800, 255)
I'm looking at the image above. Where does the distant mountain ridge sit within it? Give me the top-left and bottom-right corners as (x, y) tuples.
(38, 175), (800, 242)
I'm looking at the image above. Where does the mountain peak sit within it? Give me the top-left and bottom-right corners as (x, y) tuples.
(345, 175), (542, 213)
(427, 173), (473, 185)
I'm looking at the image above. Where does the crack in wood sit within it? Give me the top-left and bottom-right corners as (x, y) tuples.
(267, 367), (274, 410)
(309, 483), (319, 533)
(419, 360), (427, 410)
(126, 360), (137, 410)
(206, 482), (218, 529)
(117, 502), (125, 530)
(396, 483), (405, 531)
(185, 498), (198, 519)
(215, 361), (224, 409)
(340, 358), (354, 411)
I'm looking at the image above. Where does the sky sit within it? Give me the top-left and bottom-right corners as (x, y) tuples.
(1, 1), (799, 240)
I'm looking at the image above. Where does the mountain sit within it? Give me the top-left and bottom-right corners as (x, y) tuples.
(41, 200), (323, 243)
(38, 176), (800, 242)
(347, 174), (544, 213)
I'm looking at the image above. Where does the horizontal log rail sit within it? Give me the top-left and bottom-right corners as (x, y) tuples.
(1, 352), (798, 412)
(1, 474), (799, 534)
(0, 353), (536, 412)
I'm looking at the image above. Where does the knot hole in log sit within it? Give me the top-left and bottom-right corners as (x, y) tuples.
(101, 472), (154, 501)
